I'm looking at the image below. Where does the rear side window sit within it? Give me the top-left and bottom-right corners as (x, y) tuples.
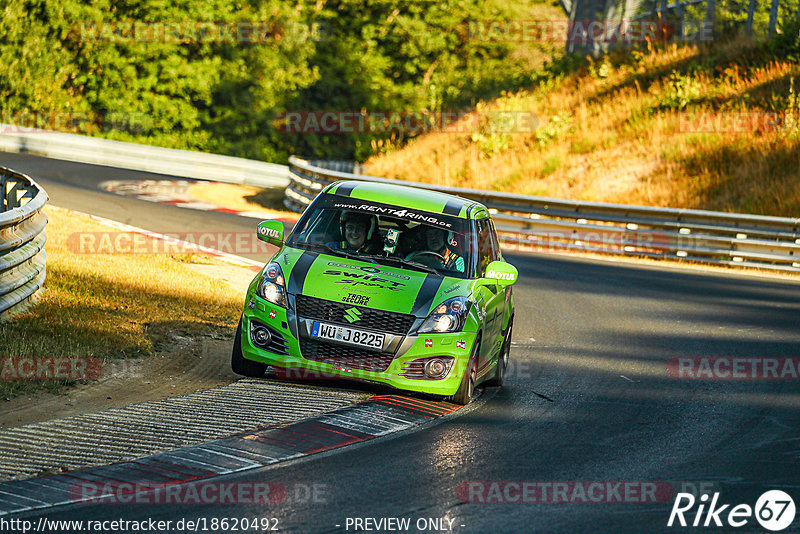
(474, 218), (494, 277)
(488, 219), (501, 261)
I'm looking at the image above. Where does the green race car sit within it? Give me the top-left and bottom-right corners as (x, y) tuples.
(232, 180), (517, 404)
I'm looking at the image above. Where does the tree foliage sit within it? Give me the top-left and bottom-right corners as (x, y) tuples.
(0, 0), (541, 162)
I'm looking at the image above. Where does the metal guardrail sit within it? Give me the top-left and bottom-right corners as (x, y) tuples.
(0, 125), (289, 188)
(286, 156), (800, 272)
(0, 168), (48, 320)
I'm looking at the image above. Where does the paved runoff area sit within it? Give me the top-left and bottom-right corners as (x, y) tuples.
(0, 379), (360, 482)
(0, 395), (458, 517)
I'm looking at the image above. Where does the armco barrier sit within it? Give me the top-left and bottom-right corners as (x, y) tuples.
(286, 156), (800, 272)
(0, 126), (288, 188)
(0, 168), (48, 320)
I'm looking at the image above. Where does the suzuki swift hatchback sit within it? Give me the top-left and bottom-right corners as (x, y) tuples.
(232, 180), (517, 404)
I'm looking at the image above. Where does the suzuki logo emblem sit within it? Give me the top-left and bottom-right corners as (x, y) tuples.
(344, 307), (362, 323)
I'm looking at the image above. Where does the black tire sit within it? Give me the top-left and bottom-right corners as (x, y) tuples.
(451, 339), (479, 405)
(485, 317), (513, 387)
(231, 318), (268, 378)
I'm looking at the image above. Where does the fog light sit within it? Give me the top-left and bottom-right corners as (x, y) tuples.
(424, 358), (447, 379)
(400, 356), (454, 380)
(252, 326), (272, 348)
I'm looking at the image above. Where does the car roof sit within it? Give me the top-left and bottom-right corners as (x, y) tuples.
(323, 180), (487, 219)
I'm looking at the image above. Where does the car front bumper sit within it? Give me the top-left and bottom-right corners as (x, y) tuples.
(240, 299), (476, 397)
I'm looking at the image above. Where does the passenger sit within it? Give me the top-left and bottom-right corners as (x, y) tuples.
(408, 226), (464, 272)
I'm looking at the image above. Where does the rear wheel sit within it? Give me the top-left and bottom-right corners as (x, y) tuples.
(451, 339), (479, 405)
(231, 318), (267, 377)
(485, 318), (513, 387)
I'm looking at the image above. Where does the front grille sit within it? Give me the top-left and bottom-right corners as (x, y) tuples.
(299, 340), (395, 372)
(295, 295), (415, 335)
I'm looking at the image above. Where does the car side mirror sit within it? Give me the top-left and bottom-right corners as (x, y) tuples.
(483, 260), (518, 286)
(256, 220), (284, 247)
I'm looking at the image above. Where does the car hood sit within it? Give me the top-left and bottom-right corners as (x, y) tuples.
(278, 247), (469, 317)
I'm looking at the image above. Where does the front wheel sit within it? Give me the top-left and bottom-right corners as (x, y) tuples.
(451, 340), (479, 405)
(231, 318), (268, 377)
(485, 318), (513, 387)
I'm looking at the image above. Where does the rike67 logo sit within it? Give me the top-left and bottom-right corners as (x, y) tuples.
(668, 490), (796, 531)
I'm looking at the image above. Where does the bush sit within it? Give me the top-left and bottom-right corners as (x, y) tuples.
(768, 16), (800, 62)
(657, 72), (702, 110)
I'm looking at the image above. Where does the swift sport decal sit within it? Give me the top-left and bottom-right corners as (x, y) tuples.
(323, 270), (406, 291)
(327, 262), (410, 281)
(299, 255), (428, 313)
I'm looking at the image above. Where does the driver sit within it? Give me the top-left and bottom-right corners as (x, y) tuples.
(328, 211), (377, 254)
(408, 226), (464, 272)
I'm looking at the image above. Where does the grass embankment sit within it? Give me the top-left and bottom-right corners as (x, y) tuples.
(365, 34), (800, 217)
(0, 206), (243, 400)
(187, 182), (299, 219)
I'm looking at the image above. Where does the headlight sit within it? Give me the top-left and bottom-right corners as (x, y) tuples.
(256, 262), (287, 308)
(418, 296), (469, 333)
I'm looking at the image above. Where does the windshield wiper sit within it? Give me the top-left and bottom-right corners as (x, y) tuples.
(359, 254), (441, 276)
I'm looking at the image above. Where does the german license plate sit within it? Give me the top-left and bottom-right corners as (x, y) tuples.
(311, 322), (384, 350)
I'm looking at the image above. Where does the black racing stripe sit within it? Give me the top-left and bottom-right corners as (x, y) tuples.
(288, 251), (318, 294)
(442, 199), (462, 216)
(335, 183), (358, 197)
(411, 275), (444, 316)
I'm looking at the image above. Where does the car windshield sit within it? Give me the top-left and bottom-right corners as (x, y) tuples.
(287, 194), (472, 278)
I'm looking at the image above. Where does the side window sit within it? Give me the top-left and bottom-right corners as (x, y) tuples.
(475, 219), (493, 277)
(488, 220), (501, 261)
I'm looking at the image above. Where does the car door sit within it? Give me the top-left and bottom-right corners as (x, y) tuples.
(489, 217), (512, 340)
(474, 218), (504, 375)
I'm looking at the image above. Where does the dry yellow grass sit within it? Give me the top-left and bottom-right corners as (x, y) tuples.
(0, 206), (244, 399)
(365, 38), (800, 217)
(187, 182), (298, 218)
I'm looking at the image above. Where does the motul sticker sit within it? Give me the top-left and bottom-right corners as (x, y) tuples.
(258, 226), (281, 239)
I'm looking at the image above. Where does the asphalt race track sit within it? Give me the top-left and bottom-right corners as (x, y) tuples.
(3, 152), (800, 533)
